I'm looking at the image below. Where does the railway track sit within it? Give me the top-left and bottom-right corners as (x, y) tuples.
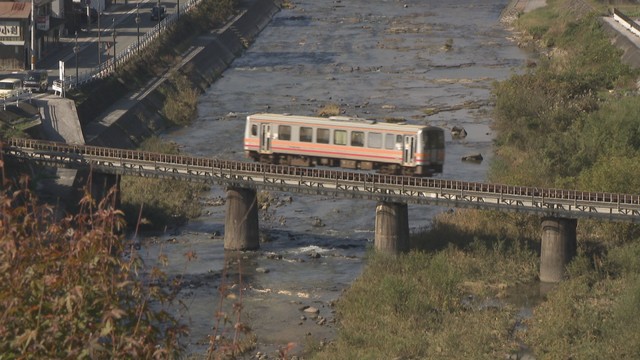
(4, 138), (640, 222)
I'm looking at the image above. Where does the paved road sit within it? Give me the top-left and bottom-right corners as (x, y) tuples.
(40, 0), (179, 80)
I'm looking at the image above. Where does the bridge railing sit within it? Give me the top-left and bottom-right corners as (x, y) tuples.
(5, 137), (640, 209)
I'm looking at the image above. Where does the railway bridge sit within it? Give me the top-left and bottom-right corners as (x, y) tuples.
(4, 138), (640, 282)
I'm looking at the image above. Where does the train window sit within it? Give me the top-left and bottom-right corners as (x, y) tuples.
(279, 125), (291, 141)
(351, 131), (364, 147)
(300, 127), (313, 142)
(368, 132), (382, 148)
(317, 128), (330, 144)
(251, 124), (258, 136)
(334, 130), (347, 145)
(384, 134), (395, 149)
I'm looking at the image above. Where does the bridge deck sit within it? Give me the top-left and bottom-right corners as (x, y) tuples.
(4, 138), (640, 222)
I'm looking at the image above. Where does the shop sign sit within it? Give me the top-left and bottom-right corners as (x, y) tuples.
(37, 16), (50, 31)
(0, 22), (20, 38)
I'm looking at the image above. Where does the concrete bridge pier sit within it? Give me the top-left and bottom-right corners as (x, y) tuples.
(375, 202), (409, 253)
(224, 187), (260, 251)
(89, 172), (121, 209)
(540, 217), (577, 283)
(70, 170), (120, 209)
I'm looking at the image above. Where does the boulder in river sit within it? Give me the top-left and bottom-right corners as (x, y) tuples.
(461, 153), (483, 162)
(451, 125), (467, 139)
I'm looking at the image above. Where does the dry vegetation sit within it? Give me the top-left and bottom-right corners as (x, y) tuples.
(0, 171), (186, 357)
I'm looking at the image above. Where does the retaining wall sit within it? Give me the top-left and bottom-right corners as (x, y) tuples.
(601, 18), (640, 69)
(88, 0), (281, 148)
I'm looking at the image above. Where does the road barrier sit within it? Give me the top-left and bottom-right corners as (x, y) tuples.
(1, 89), (33, 110)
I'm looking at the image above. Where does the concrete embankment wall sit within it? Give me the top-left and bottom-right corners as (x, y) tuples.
(88, 0), (281, 148)
(601, 19), (640, 69)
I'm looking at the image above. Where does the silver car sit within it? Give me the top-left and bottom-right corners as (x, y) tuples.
(23, 70), (49, 93)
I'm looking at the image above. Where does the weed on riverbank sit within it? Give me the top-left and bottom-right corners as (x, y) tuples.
(522, 241), (640, 358)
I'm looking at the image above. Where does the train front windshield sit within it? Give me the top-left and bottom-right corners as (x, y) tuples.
(424, 128), (445, 150)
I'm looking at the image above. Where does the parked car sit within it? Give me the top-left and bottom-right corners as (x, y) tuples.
(72, 4), (98, 23)
(151, 5), (166, 21)
(67, 4), (99, 34)
(23, 70), (49, 93)
(0, 78), (23, 99)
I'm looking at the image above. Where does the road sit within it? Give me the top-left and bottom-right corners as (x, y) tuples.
(37, 0), (179, 82)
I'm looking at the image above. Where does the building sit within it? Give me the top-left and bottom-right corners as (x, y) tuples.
(0, 0), (64, 71)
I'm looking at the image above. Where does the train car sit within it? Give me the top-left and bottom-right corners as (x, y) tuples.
(243, 113), (445, 176)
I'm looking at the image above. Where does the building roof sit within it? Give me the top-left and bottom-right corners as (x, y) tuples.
(0, 2), (32, 20)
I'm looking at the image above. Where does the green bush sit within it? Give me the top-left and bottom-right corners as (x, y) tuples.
(162, 74), (200, 127)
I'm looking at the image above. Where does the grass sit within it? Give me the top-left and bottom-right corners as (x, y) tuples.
(313, 242), (536, 359)
(523, 243), (640, 359)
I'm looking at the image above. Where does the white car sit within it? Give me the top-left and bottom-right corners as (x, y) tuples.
(0, 78), (23, 99)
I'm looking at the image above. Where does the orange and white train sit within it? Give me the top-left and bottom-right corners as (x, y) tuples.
(243, 113), (445, 177)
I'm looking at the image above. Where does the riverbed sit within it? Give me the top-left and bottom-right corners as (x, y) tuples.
(139, 0), (531, 357)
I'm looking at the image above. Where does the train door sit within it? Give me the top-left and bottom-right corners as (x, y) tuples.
(402, 135), (416, 165)
(260, 124), (272, 153)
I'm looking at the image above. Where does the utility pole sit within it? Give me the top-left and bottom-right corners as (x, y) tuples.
(112, 18), (116, 73)
(157, 0), (161, 29)
(135, 4), (141, 51)
(97, 2), (101, 68)
(74, 35), (79, 87)
(86, 3), (91, 32)
(30, 0), (36, 70)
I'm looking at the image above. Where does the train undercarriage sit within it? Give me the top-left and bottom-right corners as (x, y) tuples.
(250, 151), (438, 177)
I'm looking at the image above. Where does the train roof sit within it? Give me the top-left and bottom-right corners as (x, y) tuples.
(248, 113), (443, 132)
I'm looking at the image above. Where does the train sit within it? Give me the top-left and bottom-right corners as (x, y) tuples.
(243, 113), (445, 177)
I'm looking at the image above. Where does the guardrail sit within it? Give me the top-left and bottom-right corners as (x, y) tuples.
(612, 8), (640, 38)
(1, 89), (34, 110)
(4, 138), (640, 222)
(66, 0), (202, 89)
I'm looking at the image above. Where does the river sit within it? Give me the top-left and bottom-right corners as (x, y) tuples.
(139, 0), (530, 357)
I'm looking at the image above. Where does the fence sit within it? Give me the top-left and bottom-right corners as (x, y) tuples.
(1, 89), (34, 110)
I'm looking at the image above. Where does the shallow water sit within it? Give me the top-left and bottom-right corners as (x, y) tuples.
(147, 0), (531, 357)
